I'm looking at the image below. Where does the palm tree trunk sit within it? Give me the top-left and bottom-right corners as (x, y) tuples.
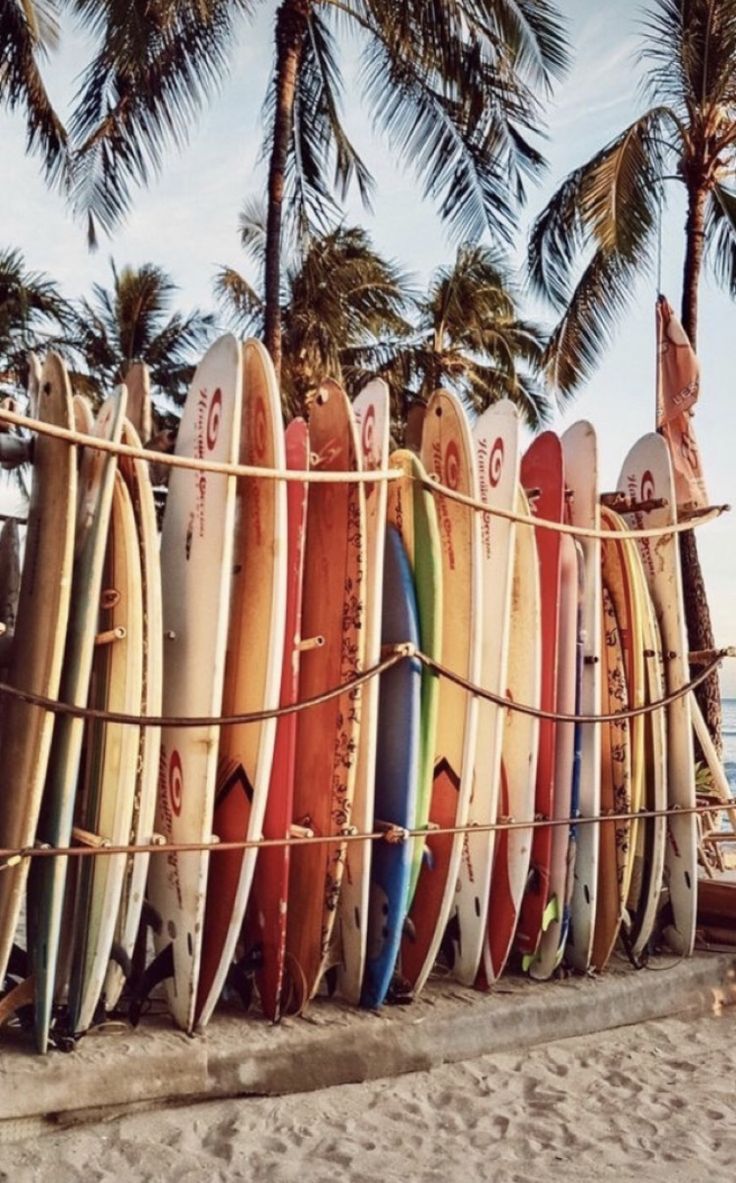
(679, 182), (722, 754)
(264, 0), (310, 379)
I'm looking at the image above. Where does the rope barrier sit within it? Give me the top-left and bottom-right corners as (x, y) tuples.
(0, 800), (728, 867)
(0, 405), (729, 542)
(420, 474), (729, 541)
(0, 644), (730, 730)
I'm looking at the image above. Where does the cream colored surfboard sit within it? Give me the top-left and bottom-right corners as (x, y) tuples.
(618, 435), (696, 956)
(402, 388), (481, 995)
(68, 471), (144, 1033)
(482, 486), (541, 983)
(0, 355), (76, 987)
(561, 421), (601, 973)
(627, 568), (667, 960)
(149, 334), (242, 1032)
(336, 379), (389, 1003)
(123, 361), (153, 443)
(195, 339), (287, 1028)
(453, 399), (518, 985)
(104, 420), (163, 1011)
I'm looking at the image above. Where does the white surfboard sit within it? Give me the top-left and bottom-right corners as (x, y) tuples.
(627, 566), (667, 960)
(452, 399), (518, 985)
(561, 421), (601, 972)
(148, 334), (242, 1032)
(483, 486), (541, 983)
(617, 434), (696, 956)
(336, 379), (389, 1002)
(195, 339), (288, 1028)
(104, 419), (163, 1011)
(68, 470), (144, 1033)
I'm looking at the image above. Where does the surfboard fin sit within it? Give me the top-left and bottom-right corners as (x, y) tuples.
(225, 946), (263, 1011)
(128, 942), (174, 1026)
(385, 974), (414, 1006)
(5, 942), (29, 983)
(108, 942), (133, 981)
(402, 915), (416, 942)
(323, 964), (339, 998)
(439, 912), (460, 970)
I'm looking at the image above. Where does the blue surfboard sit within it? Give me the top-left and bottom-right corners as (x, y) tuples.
(361, 526), (421, 1009)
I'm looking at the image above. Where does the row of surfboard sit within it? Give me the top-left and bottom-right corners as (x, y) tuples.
(0, 333), (698, 1054)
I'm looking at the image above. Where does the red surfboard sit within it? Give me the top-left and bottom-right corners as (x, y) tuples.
(245, 420), (309, 1021)
(514, 433), (564, 962)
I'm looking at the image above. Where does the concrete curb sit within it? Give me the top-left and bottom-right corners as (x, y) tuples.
(1, 953), (734, 1133)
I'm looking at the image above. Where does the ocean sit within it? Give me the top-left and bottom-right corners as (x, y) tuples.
(724, 699), (736, 794)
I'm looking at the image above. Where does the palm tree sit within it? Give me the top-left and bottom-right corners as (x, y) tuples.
(216, 203), (412, 415)
(71, 260), (215, 408)
(0, 1), (66, 185)
(0, 246), (71, 399)
(527, 0), (736, 749)
(385, 243), (550, 430)
(67, 1), (568, 375)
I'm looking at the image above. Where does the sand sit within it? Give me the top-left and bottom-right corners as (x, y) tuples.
(1, 1008), (734, 1182)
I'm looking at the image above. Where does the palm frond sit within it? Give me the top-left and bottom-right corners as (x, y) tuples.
(542, 246), (645, 396)
(706, 180), (736, 293)
(528, 107), (673, 309)
(0, 0), (66, 184)
(69, 0), (253, 243)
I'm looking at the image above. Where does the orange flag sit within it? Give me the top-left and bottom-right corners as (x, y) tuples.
(656, 294), (708, 511)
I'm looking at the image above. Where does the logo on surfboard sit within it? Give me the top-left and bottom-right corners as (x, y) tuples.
(360, 404), (376, 464)
(640, 469), (656, 502)
(488, 437), (504, 487)
(168, 749), (184, 817)
(206, 389), (222, 452)
(444, 440), (460, 490)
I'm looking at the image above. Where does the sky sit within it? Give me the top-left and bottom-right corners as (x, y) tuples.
(1, 0), (734, 693)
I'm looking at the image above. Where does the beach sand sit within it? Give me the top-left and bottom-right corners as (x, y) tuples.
(1, 1008), (734, 1182)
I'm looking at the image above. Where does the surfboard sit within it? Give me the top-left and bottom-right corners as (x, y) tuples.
(336, 379), (389, 1003)
(529, 533), (580, 979)
(599, 507), (646, 911)
(244, 418), (309, 1023)
(148, 334), (242, 1033)
(285, 379), (366, 1008)
(626, 572), (667, 960)
(123, 362), (153, 443)
(402, 388), (481, 995)
(515, 433), (564, 962)
(361, 526), (421, 1009)
(591, 584), (631, 971)
(561, 422), (601, 972)
(385, 450), (442, 911)
(481, 486), (541, 984)
(103, 419), (163, 1012)
(0, 356), (76, 991)
(67, 470), (144, 1033)
(72, 394), (94, 438)
(450, 400), (518, 986)
(28, 383), (126, 1053)
(27, 352), (41, 418)
(195, 339), (287, 1028)
(618, 434), (696, 956)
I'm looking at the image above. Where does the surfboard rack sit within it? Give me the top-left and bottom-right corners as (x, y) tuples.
(296, 634), (324, 652)
(94, 625), (126, 646)
(72, 826), (111, 849)
(289, 823), (314, 839)
(374, 820), (408, 844)
(600, 492), (668, 513)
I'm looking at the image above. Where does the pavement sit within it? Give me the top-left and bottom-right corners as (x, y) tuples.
(0, 951), (733, 1139)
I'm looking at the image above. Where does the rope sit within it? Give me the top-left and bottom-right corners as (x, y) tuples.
(0, 801), (727, 867)
(0, 405), (728, 542)
(0, 644), (729, 730)
(420, 474), (729, 541)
